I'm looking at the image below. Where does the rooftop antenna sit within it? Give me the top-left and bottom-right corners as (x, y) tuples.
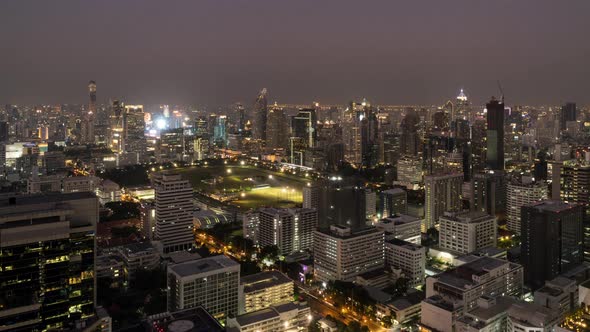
(497, 80), (505, 104)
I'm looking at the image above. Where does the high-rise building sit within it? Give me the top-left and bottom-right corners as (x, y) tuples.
(258, 208), (317, 256)
(560, 159), (590, 261)
(375, 214), (421, 244)
(213, 115), (228, 147)
(506, 177), (548, 234)
(313, 225), (384, 282)
(400, 108), (420, 157)
(560, 102), (577, 130)
(379, 188), (408, 217)
(385, 239), (426, 288)
(291, 108), (317, 148)
(485, 97), (505, 170)
(266, 105), (287, 150)
(304, 178), (368, 230)
(521, 200), (584, 290)
(153, 172), (194, 253)
(123, 104), (146, 163)
(251, 88), (268, 141)
(424, 173), (463, 232)
(167, 255), (240, 321)
(471, 170), (506, 220)
(235, 103), (246, 133)
(109, 100), (125, 153)
(438, 211), (497, 255)
(0, 192), (98, 331)
(81, 80), (97, 144)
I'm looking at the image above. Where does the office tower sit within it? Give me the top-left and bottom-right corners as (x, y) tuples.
(235, 103), (246, 133)
(396, 156), (423, 189)
(193, 136), (209, 161)
(471, 170), (506, 220)
(153, 172), (194, 254)
(80, 80), (97, 144)
(194, 117), (208, 137)
(485, 97), (505, 170)
(109, 100), (125, 153)
(239, 271), (294, 314)
(123, 104), (146, 162)
(158, 128), (184, 162)
(400, 108), (420, 156)
(0, 192), (98, 331)
(313, 225), (384, 282)
(560, 102), (577, 130)
(305, 178), (368, 231)
(438, 211), (497, 254)
(560, 159), (590, 261)
(380, 188), (408, 217)
(365, 189), (377, 220)
(521, 201), (584, 290)
(342, 99), (378, 167)
(506, 177), (548, 234)
(266, 105), (287, 150)
(251, 88), (268, 141)
(424, 173), (463, 232)
(534, 150), (549, 181)
(167, 255), (240, 321)
(291, 108), (317, 148)
(375, 214), (421, 244)
(227, 302), (311, 332)
(213, 115), (228, 147)
(88, 80), (97, 115)
(385, 239), (426, 287)
(258, 208), (317, 256)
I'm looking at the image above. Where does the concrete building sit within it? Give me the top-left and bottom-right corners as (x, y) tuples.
(0, 192), (98, 331)
(379, 188), (408, 217)
(226, 302), (311, 332)
(438, 211), (497, 255)
(534, 276), (578, 321)
(239, 271), (294, 314)
(506, 177), (548, 234)
(116, 242), (160, 280)
(167, 255), (240, 321)
(62, 175), (100, 193)
(507, 301), (559, 332)
(95, 179), (122, 205)
(376, 214), (421, 244)
(313, 225), (384, 282)
(242, 212), (260, 244)
(424, 172), (463, 231)
(153, 172), (194, 254)
(258, 208), (317, 256)
(385, 239), (426, 288)
(425, 257), (523, 311)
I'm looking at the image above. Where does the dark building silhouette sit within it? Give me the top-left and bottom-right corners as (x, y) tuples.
(485, 97), (504, 170)
(251, 88), (268, 141)
(560, 102), (577, 130)
(521, 200), (584, 290)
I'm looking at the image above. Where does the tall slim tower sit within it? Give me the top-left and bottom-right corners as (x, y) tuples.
(153, 172), (194, 254)
(252, 88), (268, 141)
(82, 80), (97, 143)
(485, 97), (504, 170)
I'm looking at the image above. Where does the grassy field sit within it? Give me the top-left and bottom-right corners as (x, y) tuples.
(177, 165), (306, 209)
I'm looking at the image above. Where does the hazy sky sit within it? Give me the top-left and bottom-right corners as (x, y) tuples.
(1, 0), (589, 107)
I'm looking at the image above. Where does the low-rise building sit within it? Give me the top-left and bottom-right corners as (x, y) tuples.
(116, 242), (160, 280)
(226, 302), (311, 332)
(376, 214), (421, 244)
(534, 276), (578, 321)
(239, 271), (294, 314)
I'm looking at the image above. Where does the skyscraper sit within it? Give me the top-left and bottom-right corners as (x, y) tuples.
(235, 103), (246, 133)
(81, 80), (97, 144)
(424, 173), (463, 231)
(153, 172), (194, 253)
(506, 177), (548, 234)
(485, 97), (504, 170)
(266, 105), (288, 150)
(560, 159), (590, 261)
(251, 88), (268, 141)
(258, 208), (317, 256)
(521, 201), (584, 290)
(400, 108), (420, 157)
(0, 192), (98, 331)
(123, 104), (146, 162)
(291, 108), (317, 148)
(560, 102), (577, 130)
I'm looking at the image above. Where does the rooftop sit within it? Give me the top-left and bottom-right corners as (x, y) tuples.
(240, 270), (293, 293)
(169, 255), (238, 278)
(233, 302), (304, 327)
(317, 226), (382, 239)
(440, 210), (494, 223)
(527, 200), (581, 213)
(146, 307), (223, 332)
(0, 192), (96, 208)
(434, 257), (513, 290)
(380, 214), (420, 225)
(386, 238), (423, 251)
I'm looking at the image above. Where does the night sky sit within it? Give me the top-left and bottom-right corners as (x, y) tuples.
(1, 0), (589, 106)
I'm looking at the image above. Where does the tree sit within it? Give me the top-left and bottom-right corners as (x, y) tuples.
(346, 321), (362, 332)
(260, 245), (280, 263)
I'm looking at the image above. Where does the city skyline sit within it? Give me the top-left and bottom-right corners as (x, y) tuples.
(1, 0), (590, 106)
